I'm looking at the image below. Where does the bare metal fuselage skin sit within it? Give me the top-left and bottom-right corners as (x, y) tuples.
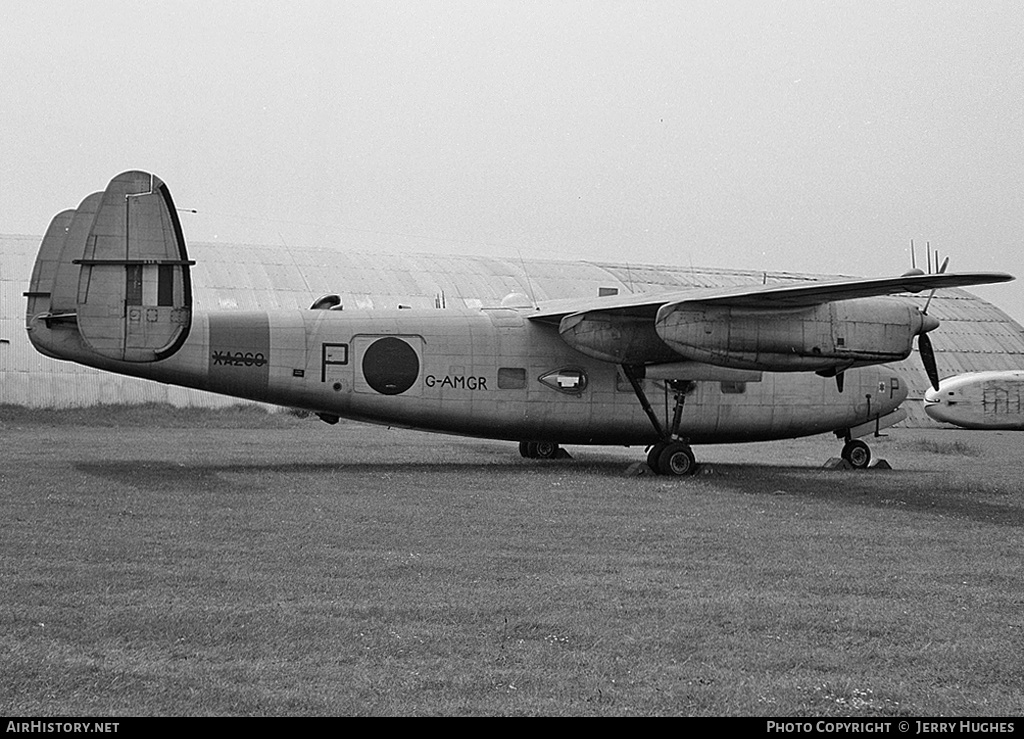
(924, 371), (1024, 430)
(39, 168), (1012, 456)
(27, 306), (907, 446)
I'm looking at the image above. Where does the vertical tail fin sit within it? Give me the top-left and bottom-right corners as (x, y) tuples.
(26, 172), (195, 363)
(49, 192), (104, 316)
(25, 208), (75, 326)
(74, 171), (194, 361)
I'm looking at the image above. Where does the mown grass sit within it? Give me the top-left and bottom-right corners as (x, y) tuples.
(1, 408), (1022, 716)
(900, 438), (983, 457)
(0, 402), (305, 429)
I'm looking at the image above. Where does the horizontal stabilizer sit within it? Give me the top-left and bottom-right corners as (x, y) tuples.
(74, 171), (194, 362)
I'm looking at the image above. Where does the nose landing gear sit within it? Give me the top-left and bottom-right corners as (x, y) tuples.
(840, 438), (872, 469)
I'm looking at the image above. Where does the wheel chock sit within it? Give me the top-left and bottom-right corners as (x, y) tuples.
(624, 462), (655, 476)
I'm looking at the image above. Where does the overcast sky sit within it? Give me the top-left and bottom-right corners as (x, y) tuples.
(2, 1), (1021, 322)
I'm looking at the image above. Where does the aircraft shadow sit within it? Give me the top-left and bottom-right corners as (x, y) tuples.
(73, 457), (1024, 529)
(704, 461), (1024, 529)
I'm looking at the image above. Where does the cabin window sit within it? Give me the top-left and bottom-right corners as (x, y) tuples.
(721, 381), (746, 394)
(539, 368), (588, 395)
(497, 367), (526, 389)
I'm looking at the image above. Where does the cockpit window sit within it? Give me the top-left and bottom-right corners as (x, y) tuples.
(310, 294), (342, 310)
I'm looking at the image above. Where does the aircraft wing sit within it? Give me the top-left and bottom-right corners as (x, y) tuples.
(527, 271), (1014, 324)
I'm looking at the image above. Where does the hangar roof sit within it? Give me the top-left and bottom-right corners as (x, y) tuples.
(4, 233), (1022, 423)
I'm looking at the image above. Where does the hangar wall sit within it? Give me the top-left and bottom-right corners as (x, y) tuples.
(2, 235), (235, 407)
(4, 233), (1024, 425)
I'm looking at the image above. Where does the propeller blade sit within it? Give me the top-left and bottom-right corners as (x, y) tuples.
(919, 333), (940, 391)
(922, 255), (949, 313)
(922, 290), (936, 315)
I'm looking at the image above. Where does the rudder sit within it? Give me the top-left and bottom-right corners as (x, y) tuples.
(75, 171), (194, 362)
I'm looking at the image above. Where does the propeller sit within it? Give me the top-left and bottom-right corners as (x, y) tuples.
(918, 331), (940, 391)
(916, 247), (947, 391)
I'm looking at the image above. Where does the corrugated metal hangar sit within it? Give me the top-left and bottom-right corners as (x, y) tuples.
(4, 232), (1023, 425)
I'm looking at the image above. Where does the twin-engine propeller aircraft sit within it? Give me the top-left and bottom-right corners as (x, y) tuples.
(25, 172), (1014, 474)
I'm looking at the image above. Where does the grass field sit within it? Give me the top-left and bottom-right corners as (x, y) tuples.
(1, 404), (1022, 716)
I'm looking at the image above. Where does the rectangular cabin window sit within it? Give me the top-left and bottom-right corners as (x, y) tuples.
(158, 265), (175, 306)
(721, 381), (747, 394)
(497, 367), (526, 389)
(125, 265), (143, 306)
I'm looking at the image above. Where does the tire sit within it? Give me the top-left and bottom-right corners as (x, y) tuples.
(533, 442), (559, 459)
(519, 441), (535, 458)
(841, 439), (871, 469)
(646, 443), (666, 471)
(657, 442), (697, 476)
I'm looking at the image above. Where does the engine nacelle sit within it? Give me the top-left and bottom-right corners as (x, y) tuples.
(655, 297), (926, 372)
(559, 311), (679, 365)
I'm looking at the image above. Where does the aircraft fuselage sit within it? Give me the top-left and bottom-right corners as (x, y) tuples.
(925, 371), (1024, 430)
(28, 306), (907, 446)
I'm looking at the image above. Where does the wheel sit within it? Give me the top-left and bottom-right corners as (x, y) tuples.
(646, 442), (666, 471)
(657, 441), (697, 476)
(533, 442), (559, 459)
(519, 441), (535, 458)
(841, 439), (871, 469)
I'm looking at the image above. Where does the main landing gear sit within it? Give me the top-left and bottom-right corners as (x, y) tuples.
(623, 365), (699, 476)
(519, 441), (561, 459)
(646, 440), (697, 476)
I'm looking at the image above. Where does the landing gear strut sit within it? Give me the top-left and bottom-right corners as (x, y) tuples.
(623, 364), (699, 476)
